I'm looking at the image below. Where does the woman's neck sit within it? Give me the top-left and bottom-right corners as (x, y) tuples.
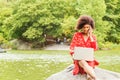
(81, 32), (88, 36)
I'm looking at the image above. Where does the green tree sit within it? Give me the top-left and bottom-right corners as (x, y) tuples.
(103, 0), (120, 44)
(3, 0), (64, 43)
(0, 7), (12, 45)
(1, 0), (116, 49)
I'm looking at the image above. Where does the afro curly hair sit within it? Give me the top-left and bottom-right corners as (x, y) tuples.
(76, 15), (95, 30)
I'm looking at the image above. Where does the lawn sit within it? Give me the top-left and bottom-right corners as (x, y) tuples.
(0, 45), (120, 80)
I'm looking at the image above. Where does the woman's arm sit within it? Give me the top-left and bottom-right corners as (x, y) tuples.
(90, 35), (98, 51)
(69, 33), (78, 56)
(89, 27), (98, 50)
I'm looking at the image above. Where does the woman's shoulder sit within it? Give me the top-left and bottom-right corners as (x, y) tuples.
(74, 32), (82, 36)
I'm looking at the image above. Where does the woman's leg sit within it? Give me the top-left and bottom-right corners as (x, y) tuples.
(78, 60), (96, 80)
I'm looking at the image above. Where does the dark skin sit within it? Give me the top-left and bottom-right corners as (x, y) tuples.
(81, 24), (94, 42)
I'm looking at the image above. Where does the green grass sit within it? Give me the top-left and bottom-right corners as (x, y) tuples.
(0, 46), (120, 80)
(0, 60), (70, 80)
(95, 50), (120, 72)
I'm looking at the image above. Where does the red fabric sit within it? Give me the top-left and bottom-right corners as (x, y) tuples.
(69, 32), (99, 75)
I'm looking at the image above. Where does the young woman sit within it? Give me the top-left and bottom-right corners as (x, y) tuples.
(70, 15), (99, 80)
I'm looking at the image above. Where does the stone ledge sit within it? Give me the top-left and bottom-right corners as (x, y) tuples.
(46, 64), (120, 80)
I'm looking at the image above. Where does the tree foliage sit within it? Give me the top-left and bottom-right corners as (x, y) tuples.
(104, 0), (120, 44)
(0, 0), (120, 49)
(3, 0), (65, 42)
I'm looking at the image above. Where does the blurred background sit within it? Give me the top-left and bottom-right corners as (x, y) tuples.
(0, 0), (120, 80)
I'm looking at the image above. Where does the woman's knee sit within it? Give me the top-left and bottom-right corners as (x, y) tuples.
(78, 60), (88, 68)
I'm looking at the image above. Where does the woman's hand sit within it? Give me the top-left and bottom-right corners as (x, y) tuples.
(88, 27), (94, 42)
(88, 27), (93, 36)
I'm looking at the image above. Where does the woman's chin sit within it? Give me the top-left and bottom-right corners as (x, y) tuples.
(83, 32), (88, 34)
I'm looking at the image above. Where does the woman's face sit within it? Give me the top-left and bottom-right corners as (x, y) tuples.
(82, 24), (91, 34)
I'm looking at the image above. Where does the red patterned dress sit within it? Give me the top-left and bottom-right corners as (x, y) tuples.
(70, 32), (99, 75)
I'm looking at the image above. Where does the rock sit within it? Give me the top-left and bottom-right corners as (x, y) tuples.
(0, 48), (6, 53)
(10, 39), (32, 50)
(46, 64), (120, 80)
